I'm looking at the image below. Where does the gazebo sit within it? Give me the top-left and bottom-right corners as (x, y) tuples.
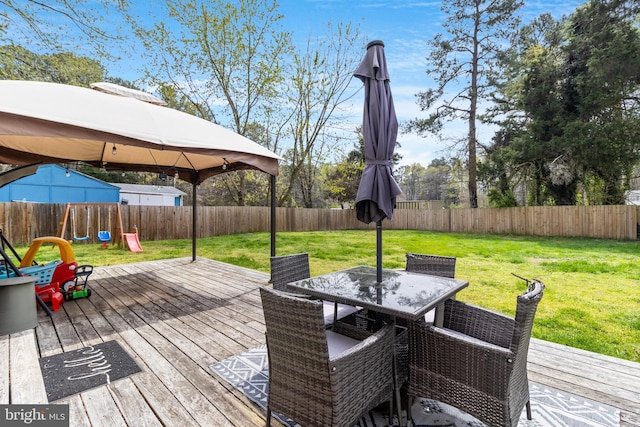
(0, 80), (281, 259)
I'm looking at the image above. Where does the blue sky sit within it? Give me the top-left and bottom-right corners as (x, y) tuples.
(60, 0), (586, 168)
(262, 0), (586, 167)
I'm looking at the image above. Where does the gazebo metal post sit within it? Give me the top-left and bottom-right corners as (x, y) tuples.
(192, 181), (197, 262)
(271, 174), (276, 257)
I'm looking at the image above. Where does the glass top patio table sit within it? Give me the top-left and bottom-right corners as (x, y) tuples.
(287, 265), (469, 321)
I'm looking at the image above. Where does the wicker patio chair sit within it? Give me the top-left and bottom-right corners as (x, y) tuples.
(406, 279), (545, 427)
(260, 286), (396, 427)
(405, 253), (456, 278)
(405, 253), (457, 325)
(270, 253), (358, 325)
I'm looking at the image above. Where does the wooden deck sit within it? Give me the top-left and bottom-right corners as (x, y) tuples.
(2, 258), (639, 426)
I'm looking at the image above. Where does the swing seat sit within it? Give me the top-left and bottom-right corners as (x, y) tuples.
(73, 235), (90, 241)
(97, 231), (111, 242)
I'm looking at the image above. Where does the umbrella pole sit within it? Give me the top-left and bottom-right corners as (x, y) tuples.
(376, 220), (382, 285)
(375, 220), (384, 329)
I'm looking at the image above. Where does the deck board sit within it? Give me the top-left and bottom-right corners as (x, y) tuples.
(9, 330), (48, 404)
(0, 335), (8, 403)
(2, 257), (638, 426)
(527, 338), (640, 417)
(94, 291), (232, 426)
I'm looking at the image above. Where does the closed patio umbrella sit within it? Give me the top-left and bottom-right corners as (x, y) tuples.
(354, 40), (402, 284)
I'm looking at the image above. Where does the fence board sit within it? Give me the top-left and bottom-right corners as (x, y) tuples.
(0, 202), (637, 246)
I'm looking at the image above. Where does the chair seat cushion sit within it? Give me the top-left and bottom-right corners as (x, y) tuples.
(325, 329), (362, 358)
(423, 309), (435, 324)
(322, 301), (359, 325)
(438, 327), (511, 354)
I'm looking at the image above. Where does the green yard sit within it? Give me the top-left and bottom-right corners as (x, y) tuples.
(14, 230), (640, 363)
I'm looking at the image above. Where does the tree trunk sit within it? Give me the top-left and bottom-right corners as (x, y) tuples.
(468, 8), (480, 209)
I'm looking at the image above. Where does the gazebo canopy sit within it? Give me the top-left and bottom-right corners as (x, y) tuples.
(0, 80), (281, 260)
(0, 80), (280, 184)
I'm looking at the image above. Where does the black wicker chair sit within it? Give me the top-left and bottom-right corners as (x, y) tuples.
(270, 253), (357, 325)
(260, 286), (395, 427)
(405, 253), (456, 278)
(406, 280), (545, 427)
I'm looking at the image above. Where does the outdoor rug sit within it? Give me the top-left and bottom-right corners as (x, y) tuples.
(210, 344), (620, 427)
(39, 340), (142, 402)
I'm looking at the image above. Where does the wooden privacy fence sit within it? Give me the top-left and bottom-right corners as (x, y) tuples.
(0, 202), (638, 246)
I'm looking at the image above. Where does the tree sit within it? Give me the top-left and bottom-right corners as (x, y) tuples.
(397, 163), (427, 201)
(0, 45), (105, 85)
(424, 158), (452, 201)
(406, 0), (523, 208)
(559, 0), (640, 204)
(126, 1), (362, 208)
(483, 1), (640, 206)
(397, 158), (456, 203)
(127, 0), (293, 206)
(321, 159), (362, 208)
(76, 162), (143, 184)
(483, 13), (574, 205)
(278, 24), (363, 208)
(478, 128), (520, 207)
(1, 1), (126, 62)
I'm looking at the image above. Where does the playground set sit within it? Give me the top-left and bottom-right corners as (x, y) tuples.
(58, 202), (143, 252)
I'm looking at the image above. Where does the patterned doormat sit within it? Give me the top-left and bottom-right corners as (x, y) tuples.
(210, 344), (620, 427)
(39, 340), (142, 402)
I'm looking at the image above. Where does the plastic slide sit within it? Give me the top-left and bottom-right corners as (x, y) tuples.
(123, 233), (143, 252)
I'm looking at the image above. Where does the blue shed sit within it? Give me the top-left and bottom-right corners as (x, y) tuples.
(0, 164), (119, 203)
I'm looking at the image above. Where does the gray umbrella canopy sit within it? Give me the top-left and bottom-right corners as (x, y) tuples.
(354, 40), (402, 224)
(354, 40), (402, 283)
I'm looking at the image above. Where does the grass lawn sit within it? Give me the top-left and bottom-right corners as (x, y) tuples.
(12, 230), (640, 363)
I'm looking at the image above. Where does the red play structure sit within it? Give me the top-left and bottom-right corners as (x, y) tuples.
(0, 233), (93, 313)
(123, 225), (143, 253)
